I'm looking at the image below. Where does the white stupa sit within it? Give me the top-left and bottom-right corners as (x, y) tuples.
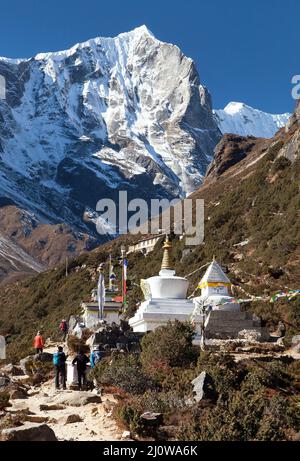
(129, 236), (201, 333)
(194, 258), (240, 311)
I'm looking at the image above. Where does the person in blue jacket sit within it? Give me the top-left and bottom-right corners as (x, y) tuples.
(53, 346), (67, 390)
(90, 344), (104, 369)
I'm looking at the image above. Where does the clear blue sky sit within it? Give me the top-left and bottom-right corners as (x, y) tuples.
(0, 0), (298, 113)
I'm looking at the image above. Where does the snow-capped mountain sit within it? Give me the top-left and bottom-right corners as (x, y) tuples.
(214, 102), (290, 138)
(0, 25), (221, 237)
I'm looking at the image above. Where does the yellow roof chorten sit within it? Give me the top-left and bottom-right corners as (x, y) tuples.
(198, 259), (231, 289)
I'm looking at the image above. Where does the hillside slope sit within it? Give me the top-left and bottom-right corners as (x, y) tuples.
(1, 102), (299, 361)
(0, 204), (97, 284)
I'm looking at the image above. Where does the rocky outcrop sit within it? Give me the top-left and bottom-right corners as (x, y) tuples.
(46, 391), (102, 407)
(190, 372), (217, 403)
(205, 134), (266, 180)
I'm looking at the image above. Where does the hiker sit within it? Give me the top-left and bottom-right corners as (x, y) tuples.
(59, 319), (68, 342)
(33, 331), (44, 354)
(53, 346), (67, 390)
(72, 349), (89, 390)
(90, 344), (104, 369)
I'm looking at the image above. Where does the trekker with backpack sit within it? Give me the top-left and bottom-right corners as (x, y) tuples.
(90, 344), (104, 368)
(53, 346), (67, 390)
(59, 319), (68, 342)
(72, 349), (89, 390)
(33, 331), (44, 354)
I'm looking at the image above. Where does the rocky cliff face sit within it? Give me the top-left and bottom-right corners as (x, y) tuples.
(204, 134), (269, 180)
(0, 26), (221, 239)
(277, 100), (300, 163)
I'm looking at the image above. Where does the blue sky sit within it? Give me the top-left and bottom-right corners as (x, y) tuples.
(0, 0), (298, 113)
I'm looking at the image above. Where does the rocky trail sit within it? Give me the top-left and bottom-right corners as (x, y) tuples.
(1, 343), (124, 441)
(7, 384), (121, 441)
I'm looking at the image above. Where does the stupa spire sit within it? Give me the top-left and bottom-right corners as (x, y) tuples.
(161, 235), (172, 271)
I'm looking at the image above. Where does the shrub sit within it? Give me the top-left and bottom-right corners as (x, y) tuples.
(67, 334), (90, 354)
(90, 352), (155, 395)
(114, 398), (146, 435)
(140, 321), (198, 376)
(272, 156), (291, 172)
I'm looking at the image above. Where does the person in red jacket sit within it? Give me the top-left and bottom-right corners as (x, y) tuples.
(34, 331), (44, 354)
(59, 319), (68, 342)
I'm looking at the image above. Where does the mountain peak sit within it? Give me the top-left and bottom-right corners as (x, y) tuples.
(34, 25), (156, 61)
(118, 25), (155, 38)
(214, 102), (291, 138)
(224, 102), (247, 114)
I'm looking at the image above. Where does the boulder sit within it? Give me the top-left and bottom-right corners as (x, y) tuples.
(19, 355), (34, 374)
(141, 412), (163, 427)
(25, 415), (49, 424)
(40, 404), (65, 411)
(33, 352), (53, 363)
(9, 387), (28, 400)
(53, 391), (102, 407)
(64, 414), (83, 425)
(68, 315), (79, 333)
(1, 423), (57, 441)
(191, 372), (217, 403)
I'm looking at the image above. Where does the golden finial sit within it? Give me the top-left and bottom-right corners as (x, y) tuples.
(161, 235), (172, 271)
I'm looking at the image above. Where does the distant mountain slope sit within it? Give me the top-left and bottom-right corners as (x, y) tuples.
(0, 205), (96, 284)
(214, 102), (290, 138)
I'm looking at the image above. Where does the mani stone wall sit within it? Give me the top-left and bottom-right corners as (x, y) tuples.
(204, 310), (266, 340)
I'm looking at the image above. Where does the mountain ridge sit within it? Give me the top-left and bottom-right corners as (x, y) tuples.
(214, 101), (290, 138)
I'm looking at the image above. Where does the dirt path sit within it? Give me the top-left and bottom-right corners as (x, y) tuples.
(8, 380), (122, 441)
(6, 342), (123, 441)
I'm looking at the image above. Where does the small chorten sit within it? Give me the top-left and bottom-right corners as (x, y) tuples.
(199, 258), (231, 298)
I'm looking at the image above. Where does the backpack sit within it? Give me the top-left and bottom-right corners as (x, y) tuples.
(94, 350), (103, 365)
(53, 352), (65, 366)
(53, 352), (60, 366)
